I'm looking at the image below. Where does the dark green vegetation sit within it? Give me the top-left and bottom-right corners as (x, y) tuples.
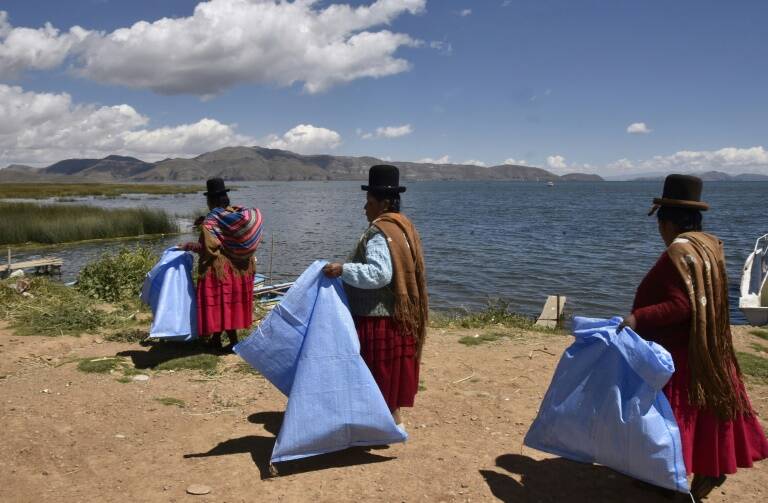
(0, 182), (198, 199)
(77, 246), (158, 302)
(0, 202), (178, 245)
(737, 352), (768, 383)
(77, 357), (121, 374)
(749, 328), (768, 342)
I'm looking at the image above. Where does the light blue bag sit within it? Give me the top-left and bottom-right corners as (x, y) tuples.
(524, 316), (688, 493)
(235, 260), (407, 463)
(140, 248), (197, 341)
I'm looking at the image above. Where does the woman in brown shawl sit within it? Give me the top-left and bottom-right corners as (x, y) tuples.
(621, 174), (768, 500)
(323, 165), (428, 429)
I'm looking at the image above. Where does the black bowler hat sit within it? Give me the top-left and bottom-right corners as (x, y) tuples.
(648, 174), (709, 215)
(204, 177), (230, 196)
(361, 165), (406, 193)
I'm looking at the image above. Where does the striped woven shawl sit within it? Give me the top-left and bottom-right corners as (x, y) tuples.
(203, 206), (263, 258)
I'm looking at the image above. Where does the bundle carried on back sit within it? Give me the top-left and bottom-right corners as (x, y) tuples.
(200, 206), (263, 278)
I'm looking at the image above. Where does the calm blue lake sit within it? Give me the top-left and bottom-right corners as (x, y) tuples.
(10, 180), (767, 324)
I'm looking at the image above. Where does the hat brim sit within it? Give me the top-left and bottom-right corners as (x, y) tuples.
(203, 188), (231, 196)
(361, 185), (406, 193)
(652, 197), (708, 211)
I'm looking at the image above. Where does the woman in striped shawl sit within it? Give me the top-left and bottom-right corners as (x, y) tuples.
(181, 178), (264, 352)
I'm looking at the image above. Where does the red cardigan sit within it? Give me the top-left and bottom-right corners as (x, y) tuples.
(632, 251), (692, 351)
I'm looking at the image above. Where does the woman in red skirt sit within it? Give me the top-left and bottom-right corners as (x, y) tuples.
(621, 175), (768, 500)
(181, 178), (263, 352)
(323, 165), (429, 429)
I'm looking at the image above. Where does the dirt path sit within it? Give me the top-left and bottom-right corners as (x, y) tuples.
(1, 323), (766, 503)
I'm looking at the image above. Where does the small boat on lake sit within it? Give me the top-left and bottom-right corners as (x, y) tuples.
(253, 273), (293, 306)
(546, 181), (555, 187)
(739, 233), (768, 326)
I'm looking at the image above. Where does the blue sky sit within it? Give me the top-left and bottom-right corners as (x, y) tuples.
(1, 0), (767, 176)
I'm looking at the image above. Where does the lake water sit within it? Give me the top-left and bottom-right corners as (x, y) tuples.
(9, 180), (767, 324)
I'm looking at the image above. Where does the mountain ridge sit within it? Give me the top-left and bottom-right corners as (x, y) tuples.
(0, 146), (604, 183)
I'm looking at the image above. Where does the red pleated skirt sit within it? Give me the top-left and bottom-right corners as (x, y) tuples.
(664, 347), (768, 477)
(353, 316), (419, 411)
(196, 264), (254, 337)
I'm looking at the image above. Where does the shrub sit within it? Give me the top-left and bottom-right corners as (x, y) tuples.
(77, 246), (158, 303)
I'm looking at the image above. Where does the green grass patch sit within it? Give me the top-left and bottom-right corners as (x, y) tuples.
(431, 300), (561, 333)
(0, 201), (178, 246)
(154, 397), (185, 408)
(155, 354), (219, 373)
(231, 362), (261, 375)
(0, 183), (198, 200)
(737, 352), (768, 383)
(749, 328), (768, 341)
(0, 277), (129, 337)
(458, 330), (522, 346)
(77, 357), (121, 374)
(116, 376), (133, 384)
(750, 342), (768, 353)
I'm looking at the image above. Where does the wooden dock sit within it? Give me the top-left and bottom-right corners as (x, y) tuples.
(535, 295), (566, 328)
(0, 255), (63, 277)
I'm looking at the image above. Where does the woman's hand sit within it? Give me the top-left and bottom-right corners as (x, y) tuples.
(616, 314), (637, 334)
(323, 263), (343, 278)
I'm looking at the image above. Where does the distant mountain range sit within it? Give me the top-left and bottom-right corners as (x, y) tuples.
(0, 147), (604, 183)
(632, 170), (768, 182)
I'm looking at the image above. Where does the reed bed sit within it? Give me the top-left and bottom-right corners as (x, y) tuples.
(0, 183), (198, 199)
(0, 202), (179, 245)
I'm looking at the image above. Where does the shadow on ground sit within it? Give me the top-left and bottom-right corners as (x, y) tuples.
(480, 454), (686, 502)
(116, 340), (220, 369)
(184, 411), (395, 478)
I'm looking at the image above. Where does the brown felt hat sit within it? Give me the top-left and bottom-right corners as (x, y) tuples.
(648, 174), (709, 216)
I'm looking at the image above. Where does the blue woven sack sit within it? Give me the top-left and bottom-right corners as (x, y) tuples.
(140, 248), (197, 341)
(524, 316), (688, 493)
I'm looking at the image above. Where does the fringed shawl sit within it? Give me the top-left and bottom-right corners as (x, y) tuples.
(372, 213), (429, 360)
(667, 232), (748, 419)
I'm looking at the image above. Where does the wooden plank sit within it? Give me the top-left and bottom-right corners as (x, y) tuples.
(535, 295), (566, 328)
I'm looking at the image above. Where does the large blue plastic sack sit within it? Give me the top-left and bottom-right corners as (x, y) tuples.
(140, 248), (197, 341)
(235, 260), (407, 463)
(524, 316), (688, 493)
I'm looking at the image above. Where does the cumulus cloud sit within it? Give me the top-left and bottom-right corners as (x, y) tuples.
(503, 158), (528, 166)
(360, 123), (413, 139)
(627, 122), (651, 134)
(0, 0), (426, 95)
(418, 155), (451, 164)
(462, 159), (486, 167)
(546, 155), (567, 170)
(265, 124), (342, 154)
(0, 84), (251, 166)
(459, 9), (472, 17)
(429, 40), (453, 56)
(0, 11), (89, 78)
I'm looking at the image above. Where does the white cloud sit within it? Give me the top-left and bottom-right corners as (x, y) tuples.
(462, 159), (486, 167)
(546, 155), (567, 170)
(459, 9), (472, 17)
(0, 84), (250, 166)
(627, 122), (652, 134)
(429, 40), (452, 56)
(418, 155), (451, 164)
(0, 11), (90, 78)
(503, 158), (528, 166)
(265, 124), (342, 154)
(501, 1), (513, 6)
(0, 0), (426, 95)
(360, 123), (413, 139)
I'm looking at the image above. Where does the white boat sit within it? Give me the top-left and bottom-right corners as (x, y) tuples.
(546, 181), (555, 187)
(739, 233), (768, 326)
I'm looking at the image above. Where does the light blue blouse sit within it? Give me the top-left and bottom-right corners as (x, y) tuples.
(341, 231), (393, 289)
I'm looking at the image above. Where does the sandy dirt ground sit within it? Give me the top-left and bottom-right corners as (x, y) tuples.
(1, 322), (766, 503)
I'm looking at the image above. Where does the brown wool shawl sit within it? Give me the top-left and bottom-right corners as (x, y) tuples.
(667, 231), (748, 419)
(372, 212), (429, 359)
(198, 225), (255, 280)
